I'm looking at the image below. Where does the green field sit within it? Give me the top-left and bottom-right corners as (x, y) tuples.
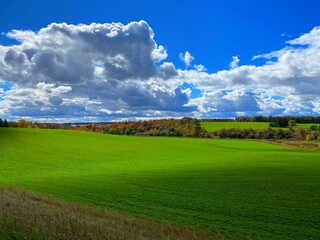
(201, 121), (318, 132)
(201, 122), (270, 132)
(1, 128), (320, 240)
(296, 123), (320, 129)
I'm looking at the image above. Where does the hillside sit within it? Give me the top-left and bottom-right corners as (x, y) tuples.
(0, 128), (320, 239)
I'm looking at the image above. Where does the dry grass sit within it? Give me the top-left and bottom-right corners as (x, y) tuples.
(261, 140), (320, 150)
(0, 187), (229, 240)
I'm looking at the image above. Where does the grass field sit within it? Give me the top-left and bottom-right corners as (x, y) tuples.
(1, 128), (320, 239)
(0, 187), (216, 240)
(201, 121), (318, 132)
(200, 122), (270, 132)
(296, 123), (320, 129)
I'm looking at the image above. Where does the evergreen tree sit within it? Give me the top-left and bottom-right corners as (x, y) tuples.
(4, 119), (9, 127)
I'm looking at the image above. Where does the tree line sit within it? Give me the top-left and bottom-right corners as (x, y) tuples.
(4, 117), (320, 141)
(199, 118), (235, 122)
(0, 118), (9, 127)
(211, 127), (320, 141)
(3, 118), (208, 138)
(202, 116), (320, 128)
(72, 117), (208, 138)
(236, 116), (320, 124)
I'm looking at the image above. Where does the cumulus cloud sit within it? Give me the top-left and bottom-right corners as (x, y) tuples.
(0, 22), (320, 121)
(0, 21), (192, 121)
(179, 26), (320, 117)
(179, 51), (195, 68)
(185, 89), (260, 117)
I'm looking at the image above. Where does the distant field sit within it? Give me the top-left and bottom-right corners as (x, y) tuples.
(201, 121), (318, 132)
(296, 123), (319, 129)
(201, 122), (270, 131)
(0, 128), (320, 240)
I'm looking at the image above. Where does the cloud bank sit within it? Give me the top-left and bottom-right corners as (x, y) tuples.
(0, 21), (319, 121)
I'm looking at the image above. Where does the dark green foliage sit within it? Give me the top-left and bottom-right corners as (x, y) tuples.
(211, 127), (320, 140)
(215, 128), (292, 139)
(288, 119), (297, 127)
(199, 118), (235, 122)
(269, 118), (289, 128)
(0, 118), (9, 128)
(310, 125), (319, 131)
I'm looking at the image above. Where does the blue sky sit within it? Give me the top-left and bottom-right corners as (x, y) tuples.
(0, 0), (320, 121)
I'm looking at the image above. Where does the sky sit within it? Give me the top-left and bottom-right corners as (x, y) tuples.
(0, 0), (320, 122)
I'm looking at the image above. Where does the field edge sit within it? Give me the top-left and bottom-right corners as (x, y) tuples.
(0, 187), (230, 240)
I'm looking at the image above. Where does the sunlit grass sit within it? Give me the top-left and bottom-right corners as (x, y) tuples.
(200, 122), (269, 132)
(0, 128), (319, 240)
(201, 121), (318, 132)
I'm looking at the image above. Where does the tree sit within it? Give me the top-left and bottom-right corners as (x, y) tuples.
(288, 120), (297, 127)
(0, 118), (3, 127)
(16, 119), (31, 128)
(3, 119), (9, 127)
(310, 125), (319, 131)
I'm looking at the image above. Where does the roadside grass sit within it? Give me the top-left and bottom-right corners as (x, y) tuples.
(0, 187), (221, 240)
(0, 128), (320, 239)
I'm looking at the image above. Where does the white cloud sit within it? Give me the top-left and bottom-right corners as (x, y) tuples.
(287, 26), (320, 47)
(312, 100), (320, 113)
(0, 21), (194, 120)
(229, 56), (240, 69)
(179, 26), (320, 116)
(179, 51), (195, 68)
(100, 109), (112, 115)
(0, 22), (320, 120)
(194, 64), (207, 72)
(185, 89), (260, 117)
(151, 45), (168, 62)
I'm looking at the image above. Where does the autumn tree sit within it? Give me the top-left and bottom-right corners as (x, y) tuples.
(16, 119), (31, 128)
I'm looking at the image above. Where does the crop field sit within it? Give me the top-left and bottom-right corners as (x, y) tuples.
(0, 128), (320, 239)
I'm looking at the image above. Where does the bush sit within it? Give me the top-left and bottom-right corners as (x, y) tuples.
(310, 125), (319, 131)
